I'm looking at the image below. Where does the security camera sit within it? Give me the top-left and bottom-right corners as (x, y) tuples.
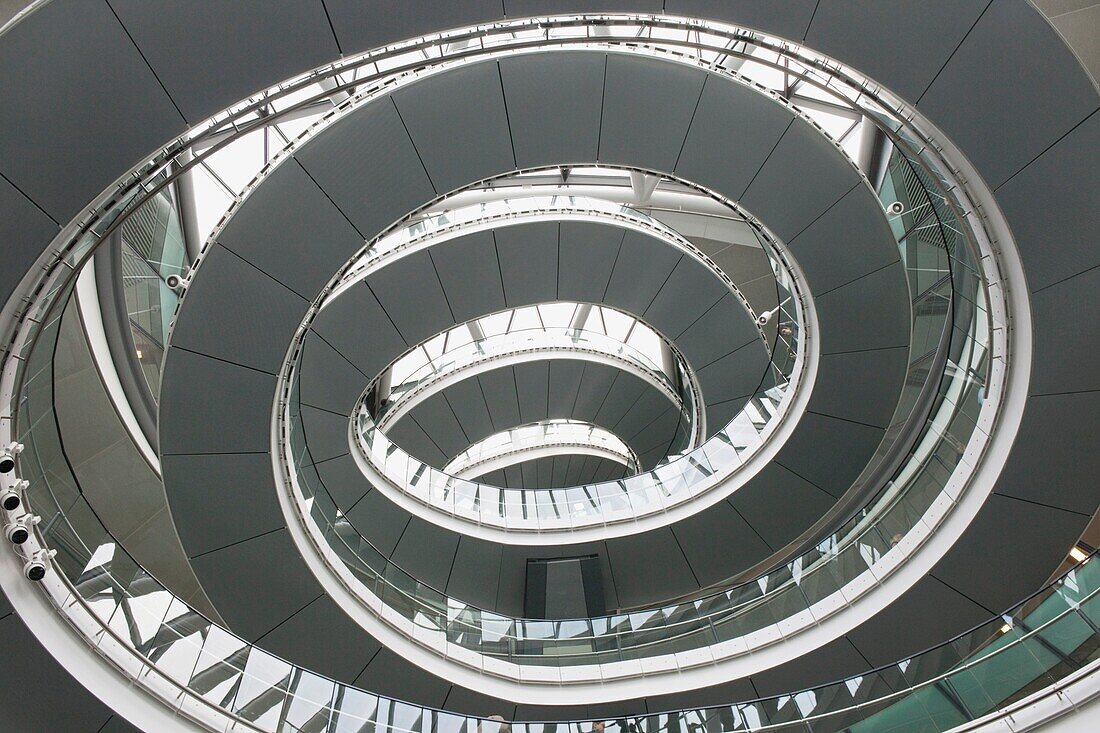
(23, 549), (54, 582)
(0, 442), (23, 474)
(886, 201), (905, 215)
(5, 515), (39, 545)
(756, 306), (780, 326)
(165, 274), (185, 290)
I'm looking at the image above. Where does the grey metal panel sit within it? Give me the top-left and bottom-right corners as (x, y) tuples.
(664, 0), (820, 42)
(993, 391), (1100, 516)
(595, 373), (647, 428)
(644, 256), (729, 339)
(495, 221), (559, 306)
(741, 121), (861, 243)
(557, 221), (624, 304)
(408, 395), (470, 458)
(571, 363), (618, 423)
(514, 362), (550, 424)
(498, 51), (605, 168)
(109, 0), (339, 123)
(751, 638), (870, 697)
(0, 0), (185, 220)
(674, 73), (793, 200)
(809, 347), (908, 429)
(786, 184), (900, 295)
(917, 0), (1099, 189)
(804, 1), (990, 103)
(0, 613), (118, 732)
(162, 453), (284, 558)
(775, 412), (885, 499)
(190, 529), (322, 641)
(931, 494), (1088, 612)
(324, 0), (505, 56)
(604, 230), (683, 315)
(159, 348), (276, 455)
(697, 343), (769, 406)
(312, 282), (408, 378)
(619, 391), (673, 441)
(447, 538), (503, 615)
(0, 174), (58, 303)
(675, 293), (761, 370)
(996, 110), (1100, 291)
(479, 369), (522, 429)
(606, 528), (700, 607)
(384, 416), (448, 467)
(169, 244), (307, 374)
(673, 501), (772, 587)
(354, 648), (451, 708)
(439, 377), (495, 445)
(599, 54), (708, 174)
(315, 453), (372, 509)
(548, 361), (586, 420)
(630, 404), (680, 452)
(551, 455), (569, 487)
(815, 265), (911, 355)
(346, 490), (411, 557)
(366, 250), (454, 345)
(256, 595), (381, 683)
(846, 575), (991, 667)
(392, 61), (515, 194)
(728, 463), (836, 551)
(296, 98), (437, 240)
(300, 404), (351, 463)
(299, 332), (367, 416)
(430, 231), (506, 323)
(390, 517), (461, 590)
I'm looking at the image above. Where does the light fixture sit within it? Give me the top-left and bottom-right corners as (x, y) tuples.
(1069, 545), (1090, 563)
(999, 623), (1012, 634)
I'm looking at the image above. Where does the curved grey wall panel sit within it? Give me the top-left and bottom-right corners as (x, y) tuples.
(4, 2), (1090, 717)
(160, 51), (909, 650)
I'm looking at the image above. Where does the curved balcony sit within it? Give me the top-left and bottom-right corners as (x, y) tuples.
(274, 134), (989, 691)
(442, 421), (640, 484)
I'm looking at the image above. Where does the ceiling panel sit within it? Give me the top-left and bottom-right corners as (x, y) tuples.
(430, 231), (506, 323)
(366, 250), (454, 345)
(496, 221), (559, 306)
(169, 244), (307, 374)
(439, 377), (496, 444)
(728, 463), (835, 550)
(514, 362), (550, 424)
(160, 348), (276, 455)
(345, 490), (412, 557)
(917, 0), (1098, 189)
(605, 230), (683, 316)
(190, 529), (322, 641)
(740, 121), (860, 243)
(393, 61), (515, 194)
(407, 395), (471, 459)
(809, 347), (908, 428)
(786, 184), (900, 295)
(296, 99), (437, 239)
(775, 412), (884, 498)
(256, 595), (381, 683)
(644, 256), (730, 339)
(447, 537), (504, 610)
(599, 54), (707, 174)
(162, 452), (284, 558)
(299, 332), (368, 416)
(815, 265), (911, 355)
(325, 0), (505, 56)
(110, 0), (338, 123)
(300, 404), (352, 463)
(675, 72), (793, 200)
(315, 453), (372, 509)
(479, 369), (522, 429)
(674, 501), (772, 587)
(0, 174), (58, 304)
(0, 0), (185, 220)
(499, 51), (605, 168)
(606, 528), (700, 607)
(312, 282), (408, 378)
(804, 1), (990, 103)
(664, 0), (819, 43)
(557, 221), (624, 303)
(390, 518), (462, 590)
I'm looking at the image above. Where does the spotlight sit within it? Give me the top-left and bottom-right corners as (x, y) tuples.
(23, 549), (55, 582)
(1, 480), (28, 512)
(5, 515), (38, 545)
(0, 442), (23, 473)
(165, 273), (185, 290)
(1070, 545), (1091, 563)
(886, 201), (905, 215)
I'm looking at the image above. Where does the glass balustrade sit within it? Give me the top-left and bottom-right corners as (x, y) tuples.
(280, 139), (986, 674)
(0, 13), (1022, 730)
